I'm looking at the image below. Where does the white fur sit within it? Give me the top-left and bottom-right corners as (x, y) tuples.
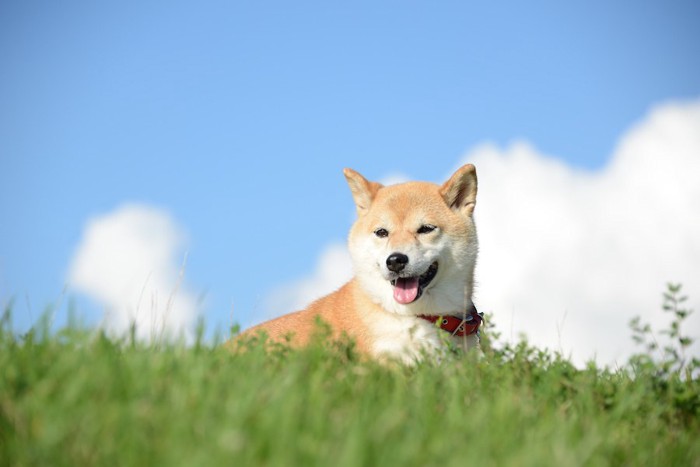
(365, 310), (480, 364)
(349, 212), (480, 362)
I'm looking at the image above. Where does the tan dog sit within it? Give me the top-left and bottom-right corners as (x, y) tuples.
(238, 165), (481, 364)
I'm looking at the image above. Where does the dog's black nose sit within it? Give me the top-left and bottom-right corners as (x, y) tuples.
(386, 253), (409, 272)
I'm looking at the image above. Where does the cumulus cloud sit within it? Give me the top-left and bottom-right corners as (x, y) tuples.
(263, 99), (700, 366)
(68, 204), (199, 340)
(469, 99), (700, 366)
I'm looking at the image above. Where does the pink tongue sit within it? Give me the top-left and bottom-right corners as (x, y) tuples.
(393, 277), (419, 304)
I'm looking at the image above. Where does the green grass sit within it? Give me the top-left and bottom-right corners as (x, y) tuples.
(1, 289), (699, 466)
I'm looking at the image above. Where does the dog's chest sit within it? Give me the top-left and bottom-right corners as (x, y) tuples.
(366, 313), (476, 364)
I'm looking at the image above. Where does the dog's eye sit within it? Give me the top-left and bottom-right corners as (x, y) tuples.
(417, 224), (437, 234)
(374, 228), (389, 238)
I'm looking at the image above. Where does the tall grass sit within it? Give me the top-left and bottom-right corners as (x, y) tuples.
(1, 285), (698, 466)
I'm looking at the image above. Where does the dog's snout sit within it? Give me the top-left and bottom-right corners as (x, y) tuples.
(386, 253), (409, 273)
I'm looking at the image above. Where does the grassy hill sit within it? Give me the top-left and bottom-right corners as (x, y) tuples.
(1, 286), (698, 466)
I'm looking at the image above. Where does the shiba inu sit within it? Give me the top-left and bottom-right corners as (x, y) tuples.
(237, 164), (482, 364)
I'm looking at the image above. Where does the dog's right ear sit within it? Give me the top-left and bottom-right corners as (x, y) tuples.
(343, 168), (383, 216)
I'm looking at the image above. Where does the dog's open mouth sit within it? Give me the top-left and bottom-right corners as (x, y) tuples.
(390, 262), (438, 304)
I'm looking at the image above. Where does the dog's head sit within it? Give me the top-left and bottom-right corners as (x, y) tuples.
(344, 165), (478, 316)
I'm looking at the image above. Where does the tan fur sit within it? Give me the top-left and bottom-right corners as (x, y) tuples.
(233, 164), (479, 364)
(239, 281), (375, 353)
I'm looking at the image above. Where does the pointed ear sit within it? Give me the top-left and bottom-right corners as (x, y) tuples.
(440, 164), (478, 216)
(343, 168), (383, 216)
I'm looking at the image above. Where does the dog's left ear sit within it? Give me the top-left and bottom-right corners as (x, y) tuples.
(440, 164), (477, 216)
(344, 168), (383, 217)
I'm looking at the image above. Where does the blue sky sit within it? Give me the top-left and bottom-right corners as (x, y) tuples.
(1, 1), (699, 350)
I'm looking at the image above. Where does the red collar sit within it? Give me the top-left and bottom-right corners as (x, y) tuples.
(418, 306), (482, 337)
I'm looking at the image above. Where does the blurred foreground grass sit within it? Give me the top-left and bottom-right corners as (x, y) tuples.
(1, 286), (698, 466)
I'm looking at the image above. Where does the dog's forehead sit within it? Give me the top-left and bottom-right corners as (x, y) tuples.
(369, 181), (449, 223)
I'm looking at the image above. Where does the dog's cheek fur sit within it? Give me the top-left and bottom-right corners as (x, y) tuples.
(348, 231), (392, 308)
(349, 227), (477, 318)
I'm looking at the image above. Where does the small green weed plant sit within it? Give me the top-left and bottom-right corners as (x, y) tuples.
(629, 283), (699, 378)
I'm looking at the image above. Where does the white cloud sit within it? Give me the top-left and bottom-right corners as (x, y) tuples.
(467, 99), (700, 366)
(379, 173), (411, 187)
(68, 204), (199, 340)
(263, 99), (700, 367)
